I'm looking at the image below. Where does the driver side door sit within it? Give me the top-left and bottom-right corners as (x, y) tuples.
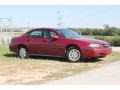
(43, 30), (65, 56)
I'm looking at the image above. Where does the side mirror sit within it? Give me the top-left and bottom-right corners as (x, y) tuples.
(53, 35), (60, 40)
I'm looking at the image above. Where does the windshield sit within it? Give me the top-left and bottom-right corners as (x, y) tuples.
(58, 29), (81, 39)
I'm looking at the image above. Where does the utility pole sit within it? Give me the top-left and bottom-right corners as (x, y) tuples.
(27, 22), (30, 31)
(0, 18), (2, 34)
(0, 18), (13, 43)
(8, 19), (13, 36)
(57, 8), (63, 28)
(0, 18), (13, 30)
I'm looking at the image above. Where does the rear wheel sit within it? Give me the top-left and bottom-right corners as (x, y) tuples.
(18, 46), (29, 59)
(66, 46), (82, 62)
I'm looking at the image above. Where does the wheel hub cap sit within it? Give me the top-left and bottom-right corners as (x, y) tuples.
(19, 48), (26, 58)
(69, 49), (80, 61)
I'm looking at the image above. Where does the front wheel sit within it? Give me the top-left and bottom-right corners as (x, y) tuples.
(18, 47), (29, 59)
(66, 46), (82, 62)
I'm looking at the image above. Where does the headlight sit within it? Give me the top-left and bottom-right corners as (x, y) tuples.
(89, 44), (100, 48)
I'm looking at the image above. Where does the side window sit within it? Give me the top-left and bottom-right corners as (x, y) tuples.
(45, 30), (56, 38)
(29, 30), (43, 38)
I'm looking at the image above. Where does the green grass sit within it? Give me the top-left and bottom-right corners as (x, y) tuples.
(0, 44), (120, 84)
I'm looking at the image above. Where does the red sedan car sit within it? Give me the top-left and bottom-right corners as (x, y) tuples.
(9, 28), (112, 62)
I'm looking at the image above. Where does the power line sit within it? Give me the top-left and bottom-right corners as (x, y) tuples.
(0, 18), (13, 36)
(79, 6), (116, 21)
(0, 18), (13, 27)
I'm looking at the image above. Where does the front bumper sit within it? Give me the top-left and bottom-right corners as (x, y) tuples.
(82, 47), (112, 59)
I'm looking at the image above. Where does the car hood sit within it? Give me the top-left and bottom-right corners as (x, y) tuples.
(74, 37), (108, 44)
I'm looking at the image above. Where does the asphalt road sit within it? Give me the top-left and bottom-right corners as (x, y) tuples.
(44, 47), (120, 85)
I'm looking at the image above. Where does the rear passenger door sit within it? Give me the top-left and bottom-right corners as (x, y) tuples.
(27, 29), (47, 55)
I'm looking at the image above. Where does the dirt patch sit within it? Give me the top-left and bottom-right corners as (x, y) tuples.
(0, 65), (60, 84)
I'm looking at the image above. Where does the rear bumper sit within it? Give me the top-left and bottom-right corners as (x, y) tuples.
(9, 44), (18, 53)
(82, 47), (112, 59)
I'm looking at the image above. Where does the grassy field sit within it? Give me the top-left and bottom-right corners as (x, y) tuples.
(84, 35), (120, 46)
(0, 44), (120, 84)
(84, 35), (120, 38)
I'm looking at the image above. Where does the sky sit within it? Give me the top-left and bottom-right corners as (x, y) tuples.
(0, 5), (120, 28)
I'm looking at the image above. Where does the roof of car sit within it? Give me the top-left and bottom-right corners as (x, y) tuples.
(30, 28), (68, 31)
(31, 28), (57, 30)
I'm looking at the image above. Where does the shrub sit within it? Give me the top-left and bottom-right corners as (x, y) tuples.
(95, 36), (120, 46)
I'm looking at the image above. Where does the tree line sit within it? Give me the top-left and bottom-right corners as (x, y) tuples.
(72, 24), (120, 36)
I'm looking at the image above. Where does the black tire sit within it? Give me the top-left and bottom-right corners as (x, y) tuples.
(66, 46), (82, 62)
(18, 46), (29, 59)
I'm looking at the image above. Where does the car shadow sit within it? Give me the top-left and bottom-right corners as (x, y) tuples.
(4, 53), (18, 58)
(3, 53), (66, 62)
(3, 53), (103, 63)
(30, 56), (66, 62)
(83, 58), (103, 63)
